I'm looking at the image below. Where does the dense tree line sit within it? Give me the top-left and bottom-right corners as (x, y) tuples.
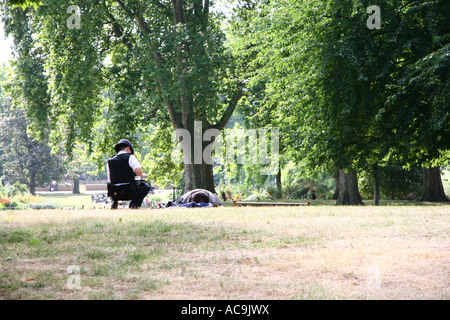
(0, 0), (448, 204)
(228, 0), (449, 204)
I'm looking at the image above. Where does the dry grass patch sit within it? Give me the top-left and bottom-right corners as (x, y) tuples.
(0, 205), (449, 299)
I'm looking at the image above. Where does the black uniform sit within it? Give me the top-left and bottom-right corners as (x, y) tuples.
(107, 153), (151, 209)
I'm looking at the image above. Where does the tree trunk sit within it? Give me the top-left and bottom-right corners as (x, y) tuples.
(29, 172), (36, 196)
(29, 184), (36, 196)
(336, 169), (364, 205)
(332, 168), (339, 200)
(373, 165), (380, 206)
(420, 167), (449, 202)
(184, 162), (215, 193)
(181, 123), (217, 194)
(276, 164), (282, 190)
(73, 176), (80, 194)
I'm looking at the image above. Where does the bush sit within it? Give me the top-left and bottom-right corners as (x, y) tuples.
(0, 182), (29, 198)
(0, 198), (26, 210)
(217, 183), (252, 201)
(11, 194), (43, 204)
(265, 186), (282, 199)
(0, 182), (45, 209)
(7, 182), (29, 197)
(28, 202), (60, 210)
(283, 184), (309, 199)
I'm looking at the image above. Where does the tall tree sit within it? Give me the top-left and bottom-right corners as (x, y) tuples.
(0, 63), (11, 180)
(0, 108), (65, 195)
(2, 0), (245, 193)
(375, 1), (450, 202)
(235, 0), (449, 204)
(237, 0), (390, 205)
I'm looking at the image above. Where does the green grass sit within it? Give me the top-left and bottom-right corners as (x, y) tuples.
(1, 203), (449, 300)
(34, 190), (449, 210)
(36, 190), (173, 209)
(36, 193), (95, 208)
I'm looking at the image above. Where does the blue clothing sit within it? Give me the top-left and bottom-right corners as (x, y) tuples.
(171, 202), (213, 208)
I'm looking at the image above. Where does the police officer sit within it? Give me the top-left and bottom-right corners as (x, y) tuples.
(107, 139), (151, 209)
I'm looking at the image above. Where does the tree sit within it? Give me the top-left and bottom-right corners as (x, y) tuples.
(0, 19), (66, 195)
(236, 0), (390, 205)
(359, 161), (423, 201)
(63, 145), (95, 194)
(381, 42), (450, 201)
(336, 170), (363, 205)
(0, 108), (65, 195)
(2, 0), (245, 193)
(421, 167), (449, 202)
(0, 63), (11, 180)
(234, 0), (449, 204)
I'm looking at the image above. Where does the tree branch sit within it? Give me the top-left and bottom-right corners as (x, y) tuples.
(115, 0), (134, 18)
(172, 0), (184, 24)
(212, 84), (245, 131)
(151, 0), (167, 10)
(102, 0), (133, 50)
(114, 0), (182, 129)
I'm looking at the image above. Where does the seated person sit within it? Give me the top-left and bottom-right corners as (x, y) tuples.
(107, 139), (151, 209)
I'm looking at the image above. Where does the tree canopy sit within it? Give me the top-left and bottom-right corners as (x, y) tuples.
(228, 0), (449, 203)
(1, 0), (448, 203)
(1, 0), (246, 193)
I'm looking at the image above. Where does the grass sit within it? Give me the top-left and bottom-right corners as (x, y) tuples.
(36, 190), (173, 209)
(36, 190), (447, 210)
(0, 202), (449, 300)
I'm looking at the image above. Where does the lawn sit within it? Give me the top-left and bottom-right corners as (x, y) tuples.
(36, 190), (174, 209)
(35, 190), (447, 209)
(0, 203), (449, 300)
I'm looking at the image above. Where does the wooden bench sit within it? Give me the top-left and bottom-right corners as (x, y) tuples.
(233, 201), (311, 207)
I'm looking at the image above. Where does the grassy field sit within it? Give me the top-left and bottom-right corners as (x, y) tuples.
(0, 202), (449, 300)
(35, 190), (448, 209)
(35, 190), (174, 209)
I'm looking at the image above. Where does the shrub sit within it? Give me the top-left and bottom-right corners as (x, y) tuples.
(28, 202), (60, 210)
(266, 186), (282, 199)
(11, 194), (43, 204)
(0, 199), (26, 210)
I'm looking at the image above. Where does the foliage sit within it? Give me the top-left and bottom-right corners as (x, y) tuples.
(0, 181), (30, 209)
(359, 163), (423, 200)
(227, 0), (449, 203)
(140, 124), (184, 189)
(379, 42), (450, 166)
(1, 0), (246, 192)
(27, 201), (60, 209)
(1, 0), (448, 201)
(0, 181), (28, 198)
(0, 198), (23, 210)
(0, 108), (66, 195)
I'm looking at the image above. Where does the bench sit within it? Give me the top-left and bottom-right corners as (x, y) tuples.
(233, 201), (311, 207)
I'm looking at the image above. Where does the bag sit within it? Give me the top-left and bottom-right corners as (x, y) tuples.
(107, 182), (140, 200)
